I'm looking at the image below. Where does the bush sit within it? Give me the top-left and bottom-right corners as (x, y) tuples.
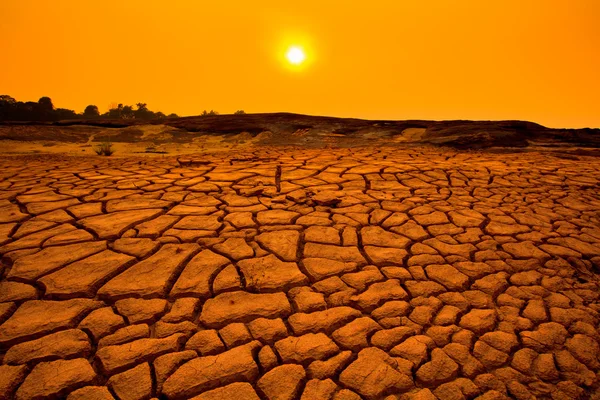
(234, 110), (246, 115)
(94, 142), (114, 156)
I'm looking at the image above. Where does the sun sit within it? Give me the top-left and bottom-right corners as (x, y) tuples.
(286, 46), (306, 65)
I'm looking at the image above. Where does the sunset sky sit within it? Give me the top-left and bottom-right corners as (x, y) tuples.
(1, 1), (599, 128)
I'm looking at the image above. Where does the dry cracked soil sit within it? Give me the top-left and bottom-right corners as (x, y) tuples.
(0, 146), (600, 400)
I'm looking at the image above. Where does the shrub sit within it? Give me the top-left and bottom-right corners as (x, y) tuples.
(94, 142), (114, 156)
(234, 110), (246, 115)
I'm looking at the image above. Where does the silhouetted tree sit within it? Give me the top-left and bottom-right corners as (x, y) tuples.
(105, 104), (124, 119)
(36, 97), (54, 120)
(168, 113), (179, 118)
(54, 108), (78, 120)
(0, 95), (179, 121)
(121, 105), (134, 119)
(134, 103), (153, 120)
(83, 105), (100, 118)
(0, 95), (17, 120)
(234, 110), (246, 115)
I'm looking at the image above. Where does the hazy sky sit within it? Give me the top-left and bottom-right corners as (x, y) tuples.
(1, 0), (599, 127)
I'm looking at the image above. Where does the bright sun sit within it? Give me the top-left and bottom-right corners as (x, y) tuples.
(286, 46), (306, 65)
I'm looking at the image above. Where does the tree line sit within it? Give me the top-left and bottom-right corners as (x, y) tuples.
(0, 95), (179, 121)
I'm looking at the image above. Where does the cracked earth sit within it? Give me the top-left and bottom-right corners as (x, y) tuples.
(1, 147), (600, 400)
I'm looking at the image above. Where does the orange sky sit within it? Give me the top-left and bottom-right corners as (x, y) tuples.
(1, 0), (599, 128)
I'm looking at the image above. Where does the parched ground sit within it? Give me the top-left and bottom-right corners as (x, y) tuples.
(0, 146), (600, 400)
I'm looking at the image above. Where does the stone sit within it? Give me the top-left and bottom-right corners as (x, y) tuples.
(256, 230), (300, 261)
(258, 345), (279, 372)
(161, 297), (201, 323)
(15, 359), (97, 400)
(302, 258), (358, 281)
(115, 298), (167, 324)
(300, 379), (338, 400)
(0, 299), (102, 347)
(474, 340), (510, 369)
(0, 365), (28, 400)
(4, 329), (91, 365)
(107, 363), (152, 400)
(425, 264), (470, 290)
(275, 333), (339, 363)
(443, 343), (484, 378)
(162, 341), (261, 399)
(405, 280), (446, 297)
(0, 281), (37, 302)
(170, 249), (230, 298)
(247, 317), (289, 343)
(390, 336), (429, 366)
(433, 378), (480, 400)
(459, 309), (497, 334)
(288, 307), (362, 335)
(257, 364), (306, 400)
(200, 291), (292, 328)
(472, 273), (509, 297)
(339, 347), (413, 399)
(189, 382), (260, 400)
(112, 238), (159, 258)
(99, 244), (199, 299)
(238, 254), (307, 291)
(289, 287), (327, 313)
(173, 215), (222, 230)
(333, 390), (362, 400)
(154, 350), (198, 392)
(351, 279), (408, 311)
(214, 238), (254, 260)
(565, 334), (600, 369)
(96, 334), (185, 374)
(307, 350), (353, 380)
(219, 323), (252, 348)
(155, 320), (197, 339)
(67, 386), (115, 400)
(416, 348), (459, 386)
(186, 330), (225, 355)
(480, 331), (519, 353)
(364, 246), (409, 265)
(81, 209), (163, 239)
(257, 210), (299, 225)
(332, 317), (382, 351)
(361, 226), (411, 248)
(8, 241), (107, 281)
(520, 322), (568, 352)
(304, 243), (367, 264)
(39, 250), (135, 299)
(79, 307), (126, 341)
(532, 353), (559, 381)
(502, 241), (549, 260)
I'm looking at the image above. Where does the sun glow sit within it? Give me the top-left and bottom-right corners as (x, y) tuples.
(286, 46), (306, 65)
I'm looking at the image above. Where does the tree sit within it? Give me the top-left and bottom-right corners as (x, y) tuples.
(36, 97), (54, 120)
(54, 108), (78, 120)
(83, 105), (100, 118)
(167, 113), (179, 118)
(234, 110), (246, 115)
(0, 95), (17, 120)
(134, 103), (153, 120)
(121, 105), (134, 119)
(38, 97), (54, 112)
(106, 104), (123, 119)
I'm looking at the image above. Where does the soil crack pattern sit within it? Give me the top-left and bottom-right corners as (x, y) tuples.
(0, 147), (599, 399)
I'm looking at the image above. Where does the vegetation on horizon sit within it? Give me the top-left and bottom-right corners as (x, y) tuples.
(0, 95), (183, 122)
